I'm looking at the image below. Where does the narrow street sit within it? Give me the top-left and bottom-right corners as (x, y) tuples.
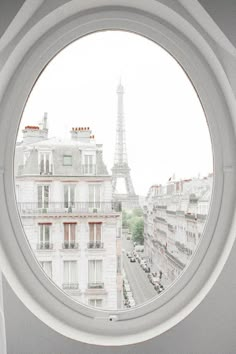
(122, 238), (157, 305)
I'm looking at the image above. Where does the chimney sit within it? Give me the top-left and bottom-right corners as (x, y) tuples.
(22, 113), (49, 143)
(70, 127), (92, 143)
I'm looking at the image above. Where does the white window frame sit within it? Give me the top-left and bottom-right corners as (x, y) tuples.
(88, 299), (103, 308)
(88, 259), (103, 286)
(1, 1), (236, 347)
(63, 155), (72, 166)
(84, 154), (94, 174)
(63, 260), (78, 289)
(38, 151), (53, 174)
(37, 185), (50, 209)
(39, 223), (51, 246)
(89, 223), (102, 241)
(88, 183), (101, 209)
(64, 184), (75, 208)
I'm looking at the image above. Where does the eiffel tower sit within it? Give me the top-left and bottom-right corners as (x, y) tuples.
(112, 81), (139, 210)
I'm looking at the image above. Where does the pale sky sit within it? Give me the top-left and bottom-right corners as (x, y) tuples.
(18, 31), (213, 196)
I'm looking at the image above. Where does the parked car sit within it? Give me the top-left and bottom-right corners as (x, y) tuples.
(126, 251), (132, 258)
(140, 259), (147, 267)
(130, 257), (136, 262)
(150, 276), (159, 285)
(129, 299), (135, 307)
(143, 264), (150, 273)
(155, 284), (164, 294)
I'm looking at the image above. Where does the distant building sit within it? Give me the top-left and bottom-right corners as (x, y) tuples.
(143, 175), (213, 286)
(15, 114), (122, 310)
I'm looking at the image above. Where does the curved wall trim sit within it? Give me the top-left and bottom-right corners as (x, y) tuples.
(0, 1), (236, 346)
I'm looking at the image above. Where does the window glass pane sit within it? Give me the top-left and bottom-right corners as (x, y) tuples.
(15, 30), (213, 311)
(63, 155), (72, 165)
(63, 261), (69, 283)
(64, 185), (68, 208)
(64, 224), (69, 241)
(37, 186), (42, 208)
(70, 224), (75, 241)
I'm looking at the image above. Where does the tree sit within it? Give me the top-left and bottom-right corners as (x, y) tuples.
(131, 217), (144, 245)
(122, 210), (129, 229)
(132, 208), (143, 217)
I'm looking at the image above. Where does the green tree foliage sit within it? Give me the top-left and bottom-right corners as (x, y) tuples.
(131, 217), (144, 245)
(122, 208), (144, 244)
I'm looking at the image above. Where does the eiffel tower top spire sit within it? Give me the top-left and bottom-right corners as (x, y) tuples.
(114, 80), (128, 166)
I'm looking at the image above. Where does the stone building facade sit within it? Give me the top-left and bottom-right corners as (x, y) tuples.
(15, 115), (122, 310)
(143, 175), (212, 286)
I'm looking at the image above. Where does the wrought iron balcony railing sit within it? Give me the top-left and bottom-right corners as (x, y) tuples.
(37, 242), (53, 250)
(87, 241), (104, 249)
(17, 201), (122, 215)
(62, 241), (79, 249)
(62, 283), (79, 290)
(88, 282), (104, 289)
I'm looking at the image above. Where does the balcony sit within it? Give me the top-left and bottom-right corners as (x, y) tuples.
(165, 249), (186, 270)
(17, 201), (122, 215)
(62, 283), (79, 290)
(37, 242), (53, 250)
(62, 241), (79, 249)
(87, 241), (104, 249)
(88, 282), (104, 289)
(175, 241), (192, 256)
(185, 213), (197, 221)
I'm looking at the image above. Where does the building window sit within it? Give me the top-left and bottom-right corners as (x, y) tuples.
(89, 184), (101, 209)
(63, 223), (77, 249)
(38, 223), (52, 249)
(23, 151), (30, 165)
(40, 261), (52, 278)
(88, 223), (103, 248)
(37, 185), (49, 209)
(39, 151), (52, 174)
(63, 155), (72, 166)
(64, 184), (75, 208)
(83, 154), (95, 174)
(63, 260), (78, 289)
(89, 299), (103, 308)
(88, 260), (103, 288)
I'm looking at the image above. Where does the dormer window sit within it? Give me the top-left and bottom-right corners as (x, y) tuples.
(83, 154), (96, 175)
(39, 151), (52, 175)
(23, 151), (30, 165)
(63, 155), (72, 166)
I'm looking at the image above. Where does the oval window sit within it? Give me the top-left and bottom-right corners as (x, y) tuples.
(14, 30), (213, 310)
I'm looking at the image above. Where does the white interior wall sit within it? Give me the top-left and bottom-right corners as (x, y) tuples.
(1, 1), (236, 353)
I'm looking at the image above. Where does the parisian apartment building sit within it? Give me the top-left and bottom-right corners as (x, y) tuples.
(14, 114), (122, 310)
(143, 175), (213, 286)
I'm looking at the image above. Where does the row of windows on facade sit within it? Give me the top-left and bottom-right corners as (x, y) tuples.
(41, 259), (102, 288)
(34, 152), (95, 174)
(38, 184), (100, 205)
(16, 184), (102, 209)
(40, 257), (122, 289)
(38, 223), (103, 249)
